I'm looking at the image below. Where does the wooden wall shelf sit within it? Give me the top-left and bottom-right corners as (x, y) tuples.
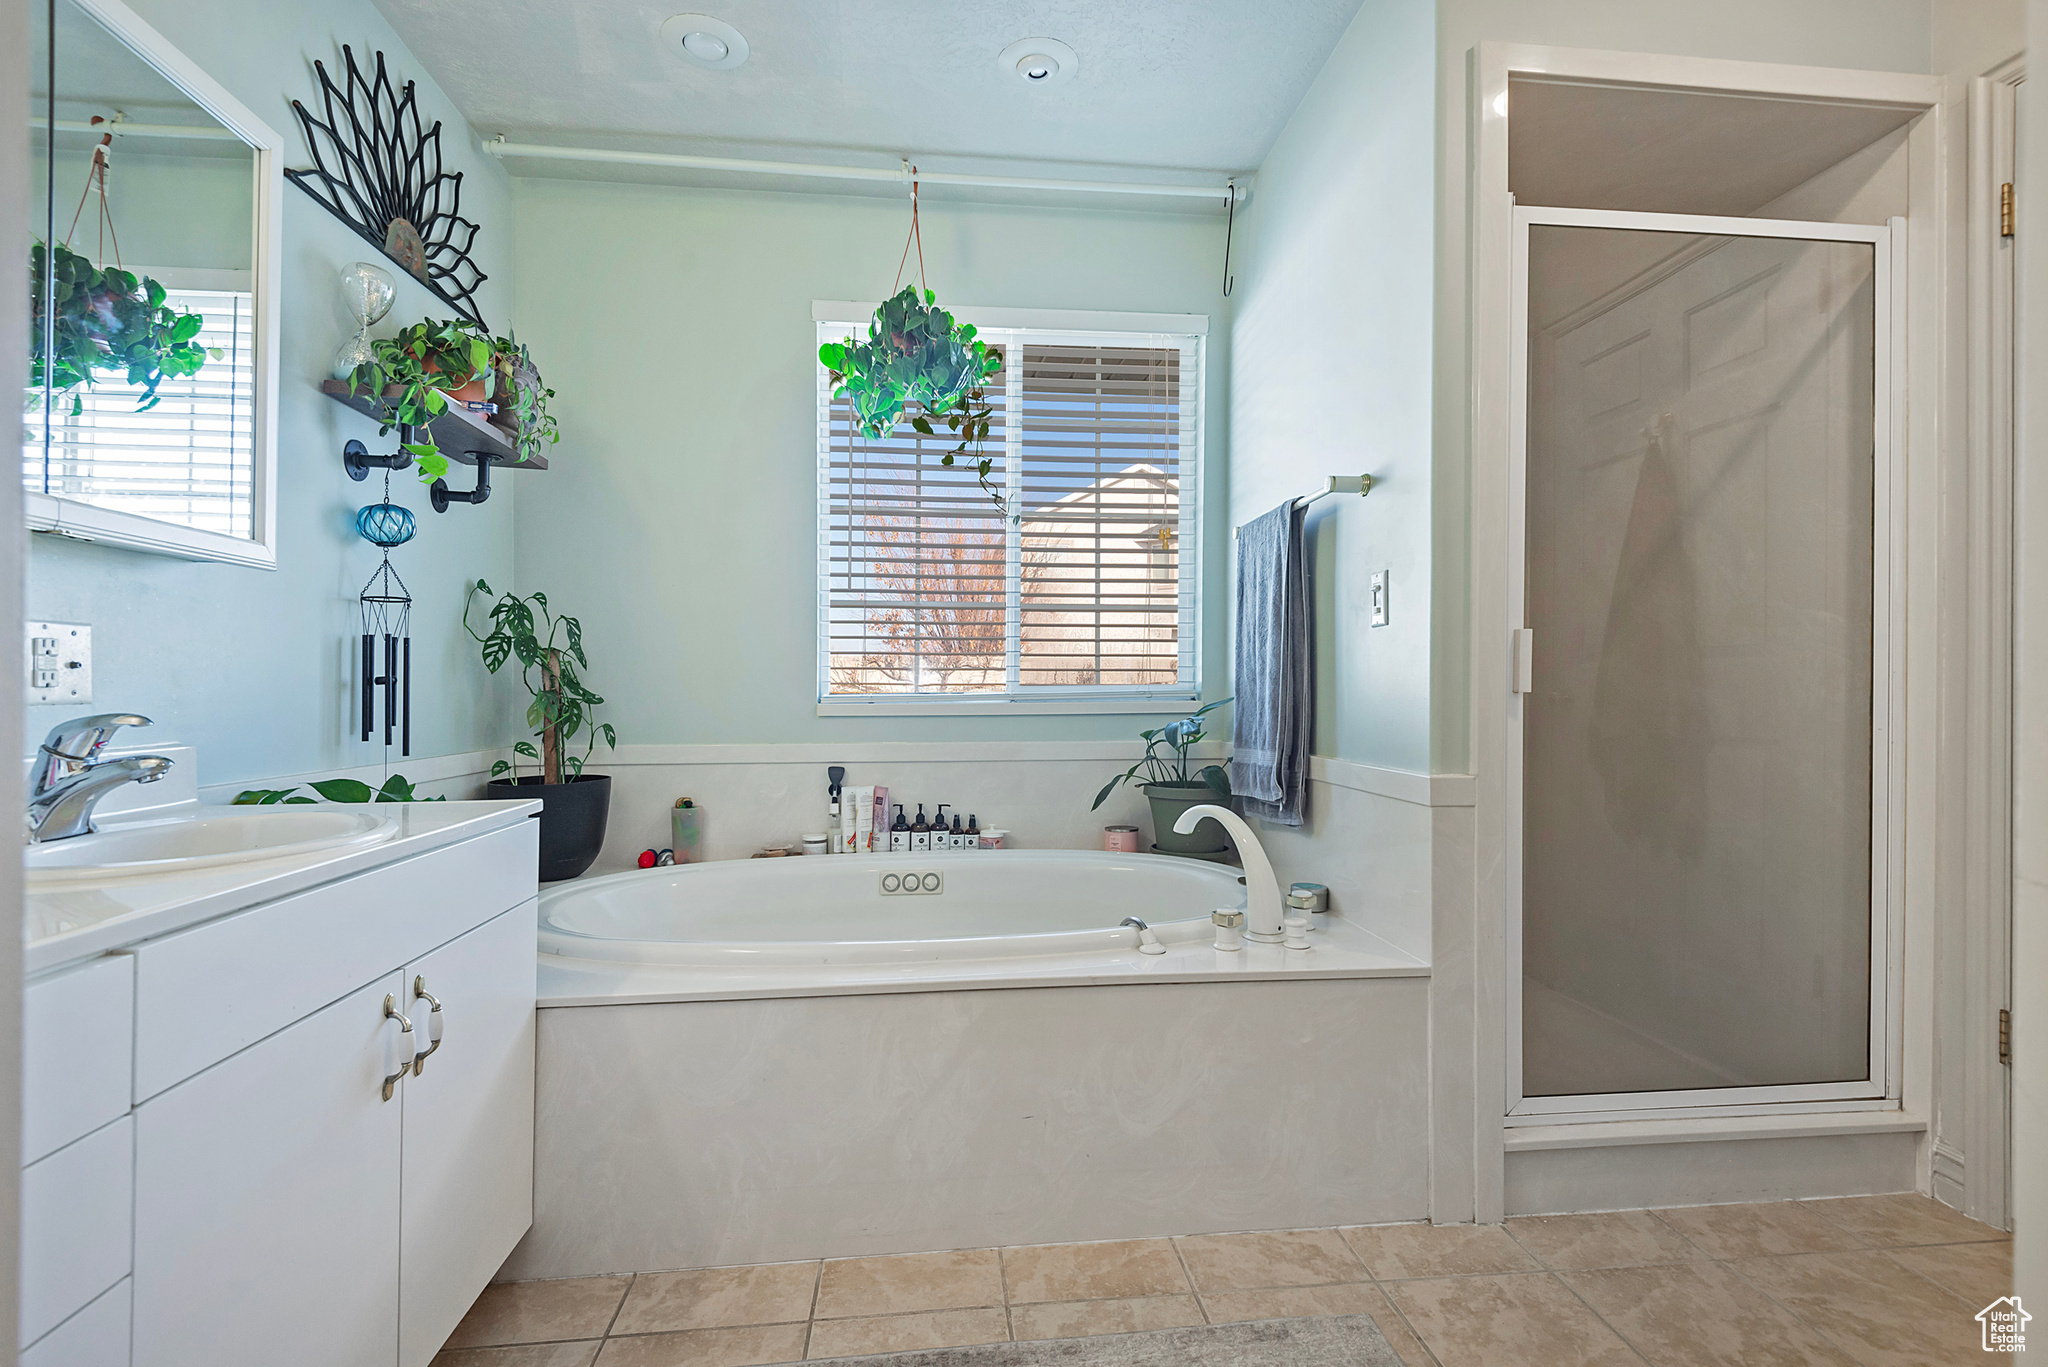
(321, 381), (550, 471)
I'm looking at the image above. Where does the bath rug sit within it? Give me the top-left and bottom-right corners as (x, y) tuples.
(807, 1313), (1401, 1366)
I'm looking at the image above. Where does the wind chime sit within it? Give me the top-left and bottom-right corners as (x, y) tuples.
(356, 469), (415, 755)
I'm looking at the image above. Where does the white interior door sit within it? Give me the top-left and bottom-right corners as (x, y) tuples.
(1508, 205), (1901, 1119)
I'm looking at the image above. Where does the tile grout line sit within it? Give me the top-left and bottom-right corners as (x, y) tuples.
(996, 1246), (1016, 1342)
(803, 1258), (825, 1361)
(1498, 1219), (1654, 1367)
(1338, 1228), (1445, 1367)
(1168, 1239), (1212, 1325)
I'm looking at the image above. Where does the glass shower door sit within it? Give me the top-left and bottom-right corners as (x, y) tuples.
(1509, 206), (1894, 1113)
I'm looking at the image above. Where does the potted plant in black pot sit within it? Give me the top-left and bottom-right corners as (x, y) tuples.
(465, 579), (617, 881)
(1091, 699), (1233, 858)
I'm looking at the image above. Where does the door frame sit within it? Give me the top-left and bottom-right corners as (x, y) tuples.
(1503, 203), (1905, 1122)
(1463, 43), (1948, 1222)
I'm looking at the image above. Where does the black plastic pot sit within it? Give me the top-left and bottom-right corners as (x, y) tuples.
(487, 773), (611, 882)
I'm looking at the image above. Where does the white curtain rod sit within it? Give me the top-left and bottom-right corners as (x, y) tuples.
(483, 138), (1243, 202)
(31, 117), (241, 141)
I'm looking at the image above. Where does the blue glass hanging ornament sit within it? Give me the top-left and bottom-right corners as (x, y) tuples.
(355, 500), (416, 547)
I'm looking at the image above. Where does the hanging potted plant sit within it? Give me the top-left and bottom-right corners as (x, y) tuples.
(465, 579), (617, 881)
(818, 176), (1006, 509)
(1092, 699), (1234, 857)
(30, 240), (222, 415)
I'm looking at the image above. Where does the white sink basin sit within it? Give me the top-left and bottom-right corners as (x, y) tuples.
(26, 808), (400, 887)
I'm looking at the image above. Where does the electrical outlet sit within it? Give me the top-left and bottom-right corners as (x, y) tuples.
(26, 621), (91, 705)
(1369, 571), (1390, 626)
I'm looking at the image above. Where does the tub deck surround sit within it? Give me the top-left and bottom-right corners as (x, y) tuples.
(26, 797), (541, 974)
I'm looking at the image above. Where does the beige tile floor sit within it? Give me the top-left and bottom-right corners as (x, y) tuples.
(433, 1194), (2009, 1367)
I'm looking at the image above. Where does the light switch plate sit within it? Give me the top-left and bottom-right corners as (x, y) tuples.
(26, 621), (91, 705)
(1369, 571), (1389, 627)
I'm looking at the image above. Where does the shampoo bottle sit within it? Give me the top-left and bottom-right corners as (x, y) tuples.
(934, 805), (952, 852)
(911, 804), (932, 852)
(890, 804), (910, 852)
(949, 813), (967, 850)
(965, 813), (980, 850)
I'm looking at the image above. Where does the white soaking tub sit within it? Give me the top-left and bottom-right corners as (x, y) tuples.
(538, 848), (1245, 967)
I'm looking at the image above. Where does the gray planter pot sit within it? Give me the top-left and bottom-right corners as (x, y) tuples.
(1143, 781), (1231, 855)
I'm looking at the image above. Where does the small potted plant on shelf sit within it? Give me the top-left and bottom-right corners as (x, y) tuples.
(465, 579), (617, 881)
(1091, 699), (1234, 858)
(820, 285), (1004, 509)
(30, 240), (222, 415)
(486, 334), (558, 466)
(348, 316), (495, 483)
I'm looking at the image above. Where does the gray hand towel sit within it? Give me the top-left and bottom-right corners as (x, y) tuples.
(1231, 500), (1310, 826)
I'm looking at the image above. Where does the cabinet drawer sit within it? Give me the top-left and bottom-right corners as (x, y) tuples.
(134, 820), (537, 1100)
(24, 954), (132, 1164)
(22, 1278), (129, 1367)
(22, 1118), (132, 1348)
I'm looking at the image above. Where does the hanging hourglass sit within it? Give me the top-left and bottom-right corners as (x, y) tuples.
(330, 261), (396, 381)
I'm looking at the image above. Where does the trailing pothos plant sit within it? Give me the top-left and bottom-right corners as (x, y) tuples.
(492, 335), (559, 466)
(232, 773), (445, 804)
(29, 240), (223, 415)
(819, 285), (1005, 510)
(348, 316), (495, 483)
(464, 579), (615, 786)
(1091, 698), (1234, 810)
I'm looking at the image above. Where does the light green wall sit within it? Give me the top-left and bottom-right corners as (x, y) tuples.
(510, 179), (1228, 745)
(1227, 0), (1439, 774)
(1428, 0), (1935, 772)
(32, 146), (253, 271)
(25, 0), (520, 787)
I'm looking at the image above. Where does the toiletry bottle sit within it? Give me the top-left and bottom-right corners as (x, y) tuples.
(911, 804), (932, 852)
(965, 813), (980, 850)
(949, 812), (967, 850)
(934, 805), (952, 852)
(827, 766), (845, 853)
(890, 804), (910, 852)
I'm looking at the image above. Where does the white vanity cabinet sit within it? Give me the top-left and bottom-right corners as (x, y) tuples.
(21, 816), (539, 1367)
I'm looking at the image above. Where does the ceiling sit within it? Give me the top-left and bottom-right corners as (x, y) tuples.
(1509, 78), (1922, 216)
(370, 0), (1363, 202)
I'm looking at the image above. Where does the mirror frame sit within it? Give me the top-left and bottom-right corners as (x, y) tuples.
(28, 0), (283, 569)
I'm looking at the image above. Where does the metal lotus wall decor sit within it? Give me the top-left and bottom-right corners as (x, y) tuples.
(287, 46), (488, 327)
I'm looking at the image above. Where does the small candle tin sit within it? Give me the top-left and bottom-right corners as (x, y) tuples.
(1103, 824), (1140, 853)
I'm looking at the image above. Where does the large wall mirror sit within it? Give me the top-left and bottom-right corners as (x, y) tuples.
(27, 0), (281, 567)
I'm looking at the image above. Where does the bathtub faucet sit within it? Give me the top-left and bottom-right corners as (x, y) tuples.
(1171, 805), (1284, 943)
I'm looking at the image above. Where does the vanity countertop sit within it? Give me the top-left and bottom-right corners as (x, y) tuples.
(26, 799), (540, 976)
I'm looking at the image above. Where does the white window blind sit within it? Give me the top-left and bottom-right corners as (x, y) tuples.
(818, 317), (1201, 706)
(24, 285), (255, 538)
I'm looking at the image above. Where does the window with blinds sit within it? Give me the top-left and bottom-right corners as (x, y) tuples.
(818, 316), (1201, 706)
(23, 285), (255, 538)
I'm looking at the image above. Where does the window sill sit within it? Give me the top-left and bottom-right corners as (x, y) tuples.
(818, 696), (1202, 718)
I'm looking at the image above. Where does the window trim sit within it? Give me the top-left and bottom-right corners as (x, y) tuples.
(813, 301), (1208, 715)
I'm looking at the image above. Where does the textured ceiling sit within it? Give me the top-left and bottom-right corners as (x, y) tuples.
(370, 0), (1363, 182)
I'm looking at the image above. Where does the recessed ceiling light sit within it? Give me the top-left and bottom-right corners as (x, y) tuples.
(661, 14), (749, 70)
(996, 37), (1077, 88)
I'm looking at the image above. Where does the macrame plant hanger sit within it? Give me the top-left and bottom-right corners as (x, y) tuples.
(358, 464), (413, 755)
(66, 117), (120, 268)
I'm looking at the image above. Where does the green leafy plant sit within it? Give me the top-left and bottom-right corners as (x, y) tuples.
(349, 316), (495, 483)
(232, 772), (445, 805)
(1091, 698), (1234, 810)
(820, 285), (1005, 508)
(29, 240), (222, 415)
(490, 335), (558, 465)
(464, 579), (616, 786)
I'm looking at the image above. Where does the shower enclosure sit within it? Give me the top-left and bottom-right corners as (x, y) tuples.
(1507, 205), (1901, 1117)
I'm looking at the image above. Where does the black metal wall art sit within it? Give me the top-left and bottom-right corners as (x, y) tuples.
(287, 46), (489, 327)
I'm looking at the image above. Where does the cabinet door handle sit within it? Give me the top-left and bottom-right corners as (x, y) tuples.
(411, 976), (445, 1076)
(381, 995), (414, 1101)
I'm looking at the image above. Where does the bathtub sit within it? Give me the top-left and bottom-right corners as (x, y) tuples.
(512, 847), (1434, 1280)
(538, 848), (1247, 967)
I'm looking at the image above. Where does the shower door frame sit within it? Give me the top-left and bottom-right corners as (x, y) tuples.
(1504, 203), (1908, 1123)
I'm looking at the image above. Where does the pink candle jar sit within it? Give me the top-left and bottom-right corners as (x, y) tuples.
(1104, 824), (1140, 853)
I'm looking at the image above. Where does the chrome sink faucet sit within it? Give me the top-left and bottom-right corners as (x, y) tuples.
(1172, 804), (1286, 942)
(27, 713), (173, 843)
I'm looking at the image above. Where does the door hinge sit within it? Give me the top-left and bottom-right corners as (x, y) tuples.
(2001, 182), (2015, 238)
(2000, 1007), (2012, 1066)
